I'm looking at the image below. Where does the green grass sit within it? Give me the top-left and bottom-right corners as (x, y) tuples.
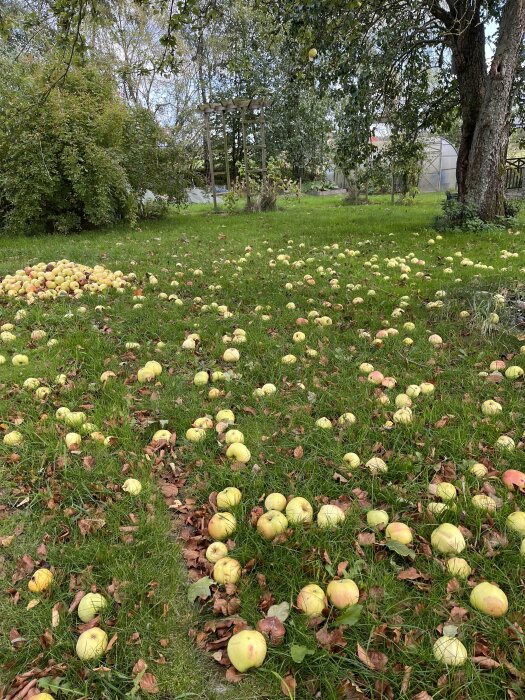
(1, 193), (525, 699)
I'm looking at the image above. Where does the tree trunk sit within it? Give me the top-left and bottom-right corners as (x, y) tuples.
(465, 0), (525, 220)
(448, 0), (525, 220)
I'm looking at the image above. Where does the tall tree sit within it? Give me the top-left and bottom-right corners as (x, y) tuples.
(267, 0), (525, 221)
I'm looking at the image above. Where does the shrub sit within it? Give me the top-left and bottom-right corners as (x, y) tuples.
(432, 197), (516, 232)
(0, 56), (192, 235)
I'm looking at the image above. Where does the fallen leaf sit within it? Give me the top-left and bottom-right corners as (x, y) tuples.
(357, 642), (388, 671)
(140, 672), (159, 694)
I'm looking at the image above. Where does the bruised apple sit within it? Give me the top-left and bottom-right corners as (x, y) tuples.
(227, 630), (267, 672)
(28, 568), (53, 593)
(326, 579), (359, 609)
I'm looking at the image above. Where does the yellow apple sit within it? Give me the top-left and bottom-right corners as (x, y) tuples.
(12, 354), (29, 366)
(470, 581), (508, 617)
(507, 511), (525, 535)
(446, 557), (471, 579)
(33, 694), (56, 700)
(317, 504), (345, 528)
(3, 430), (23, 446)
(343, 452), (360, 468)
(326, 579), (359, 609)
(225, 429), (244, 445)
(471, 494), (496, 511)
(315, 417), (332, 429)
(367, 509), (389, 527)
(122, 478), (142, 495)
(223, 348), (240, 363)
(286, 497), (313, 525)
(226, 443), (251, 463)
(481, 399), (502, 416)
(64, 411), (86, 428)
(227, 630), (267, 672)
(433, 636), (468, 666)
(65, 433), (81, 450)
(152, 429), (172, 442)
(264, 492), (287, 511)
(206, 542), (228, 563)
(216, 409), (235, 423)
(216, 487), (242, 509)
(28, 568), (53, 593)
(208, 512), (236, 540)
(212, 556), (242, 584)
(257, 510), (288, 540)
(419, 382), (435, 395)
(144, 360), (162, 376)
(431, 523), (465, 554)
(470, 462), (488, 477)
(436, 483), (457, 501)
(393, 407), (413, 424)
(366, 457), (388, 475)
(76, 627), (108, 660)
(296, 583), (326, 617)
(386, 522), (412, 544)
(78, 592), (108, 622)
(186, 427), (206, 442)
(137, 367), (156, 383)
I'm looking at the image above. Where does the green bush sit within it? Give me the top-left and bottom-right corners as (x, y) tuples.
(433, 197), (517, 232)
(0, 57), (191, 235)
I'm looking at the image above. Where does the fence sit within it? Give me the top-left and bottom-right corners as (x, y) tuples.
(506, 158), (525, 190)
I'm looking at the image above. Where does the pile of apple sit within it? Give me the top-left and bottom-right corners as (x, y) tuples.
(0, 260), (128, 300)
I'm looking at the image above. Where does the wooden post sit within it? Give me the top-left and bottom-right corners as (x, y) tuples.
(204, 110), (218, 212)
(221, 109), (231, 190)
(241, 107), (251, 210)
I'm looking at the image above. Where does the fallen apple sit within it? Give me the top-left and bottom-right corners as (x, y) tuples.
(366, 457), (388, 475)
(186, 427), (206, 442)
(208, 512), (236, 540)
(433, 635), (468, 666)
(3, 430), (23, 446)
(326, 579), (359, 609)
(216, 409), (235, 423)
(435, 482), (457, 502)
(122, 478), (142, 495)
(446, 557), (471, 579)
(471, 494), (496, 512)
(257, 510), (288, 539)
(28, 568), (53, 593)
(264, 492), (287, 511)
(481, 399), (503, 416)
(216, 487), (242, 509)
(226, 442), (251, 463)
(152, 429), (172, 442)
(431, 523), (465, 554)
(343, 452), (360, 468)
(470, 581), (508, 617)
(366, 509), (389, 527)
(193, 371), (209, 386)
(206, 542), (229, 563)
(286, 497), (313, 525)
(78, 592), (108, 622)
(76, 627), (108, 660)
(212, 556), (242, 584)
(506, 511), (525, 535)
(470, 463), (488, 478)
(144, 360), (162, 376)
(502, 469), (525, 490)
(385, 522), (412, 544)
(296, 583), (327, 616)
(225, 429), (244, 445)
(137, 367), (156, 383)
(317, 504), (345, 528)
(227, 630), (267, 672)
(65, 432), (81, 450)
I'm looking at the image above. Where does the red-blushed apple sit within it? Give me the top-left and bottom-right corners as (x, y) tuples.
(286, 497), (313, 525)
(296, 583), (327, 617)
(502, 470), (525, 491)
(470, 582), (508, 617)
(212, 556), (242, 584)
(76, 627), (108, 660)
(208, 512), (236, 540)
(216, 487), (242, 509)
(326, 579), (359, 609)
(433, 636), (468, 666)
(385, 522), (412, 544)
(227, 630), (267, 672)
(257, 510), (288, 540)
(431, 523), (465, 554)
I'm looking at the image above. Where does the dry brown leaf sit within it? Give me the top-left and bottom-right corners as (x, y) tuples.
(356, 642), (388, 671)
(139, 672), (159, 694)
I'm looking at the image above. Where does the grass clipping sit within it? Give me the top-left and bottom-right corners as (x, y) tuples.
(0, 260), (128, 300)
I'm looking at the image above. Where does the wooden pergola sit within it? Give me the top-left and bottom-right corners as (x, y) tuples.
(197, 97), (272, 211)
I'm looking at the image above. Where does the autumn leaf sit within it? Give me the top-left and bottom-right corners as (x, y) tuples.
(332, 605), (363, 627)
(267, 601), (290, 622)
(290, 644), (315, 663)
(293, 445), (304, 458)
(357, 642), (388, 671)
(140, 672), (160, 694)
(187, 576), (214, 603)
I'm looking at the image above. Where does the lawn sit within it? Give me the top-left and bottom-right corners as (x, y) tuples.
(1, 193), (525, 700)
